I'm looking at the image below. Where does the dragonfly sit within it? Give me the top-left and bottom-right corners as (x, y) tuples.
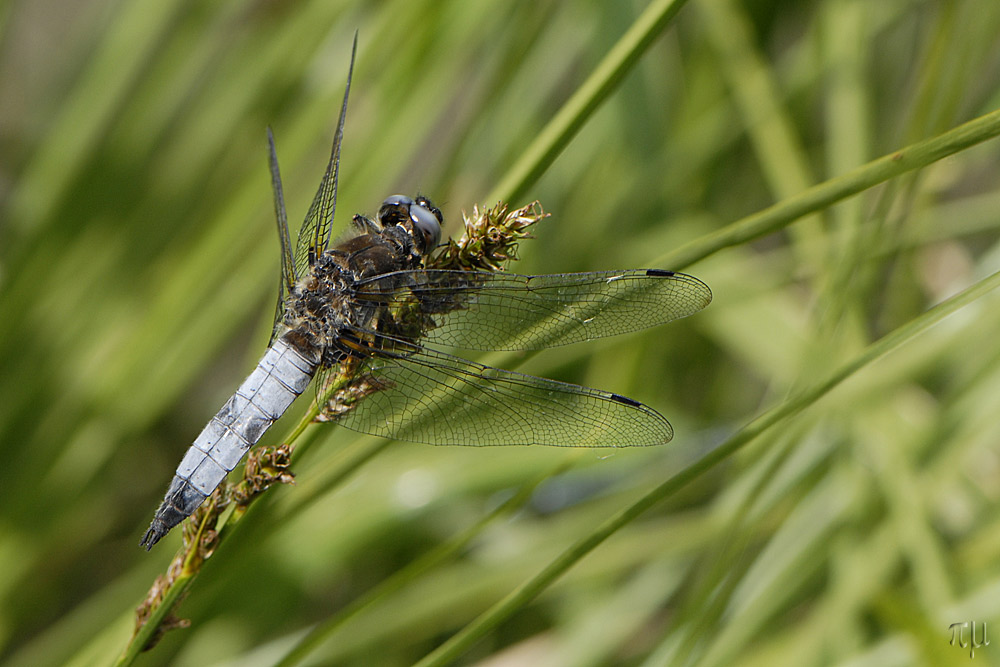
(141, 38), (712, 549)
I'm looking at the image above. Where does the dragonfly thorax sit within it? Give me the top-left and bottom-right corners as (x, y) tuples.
(282, 198), (441, 361)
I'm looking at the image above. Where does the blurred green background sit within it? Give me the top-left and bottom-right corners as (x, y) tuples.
(4, 0), (1000, 665)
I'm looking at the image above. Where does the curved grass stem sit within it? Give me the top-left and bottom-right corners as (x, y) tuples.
(487, 0), (691, 204)
(661, 107), (1000, 270)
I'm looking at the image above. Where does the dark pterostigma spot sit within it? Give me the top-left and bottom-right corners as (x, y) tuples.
(645, 269), (676, 277)
(610, 393), (642, 407)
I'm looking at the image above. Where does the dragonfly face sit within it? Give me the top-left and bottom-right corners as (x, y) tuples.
(377, 194), (443, 254)
(141, 36), (711, 550)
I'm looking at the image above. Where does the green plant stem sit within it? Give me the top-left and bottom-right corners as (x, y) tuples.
(660, 107), (1000, 270)
(487, 0), (691, 204)
(413, 266), (1000, 667)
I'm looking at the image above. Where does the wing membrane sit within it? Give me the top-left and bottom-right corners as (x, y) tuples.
(294, 34), (357, 276)
(267, 127), (296, 342)
(324, 341), (672, 447)
(352, 268), (712, 351)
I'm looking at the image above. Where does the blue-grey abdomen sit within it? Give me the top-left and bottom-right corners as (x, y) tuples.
(141, 335), (318, 549)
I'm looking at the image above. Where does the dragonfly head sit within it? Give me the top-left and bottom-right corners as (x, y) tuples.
(378, 194), (442, 255)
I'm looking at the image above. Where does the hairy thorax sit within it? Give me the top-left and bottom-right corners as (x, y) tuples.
(282, 225), (423, 365)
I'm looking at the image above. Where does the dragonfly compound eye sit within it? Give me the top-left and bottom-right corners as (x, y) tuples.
(410, 199), (442, 253)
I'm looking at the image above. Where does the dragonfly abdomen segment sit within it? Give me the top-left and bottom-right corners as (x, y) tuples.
(141, 335), (318, 549)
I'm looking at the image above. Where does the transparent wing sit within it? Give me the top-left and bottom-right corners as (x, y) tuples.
(294, 34), (357, 276)
(267, 127), (296, 342)
(352, 268), (712, 351)
(322, 340), (672, 446)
